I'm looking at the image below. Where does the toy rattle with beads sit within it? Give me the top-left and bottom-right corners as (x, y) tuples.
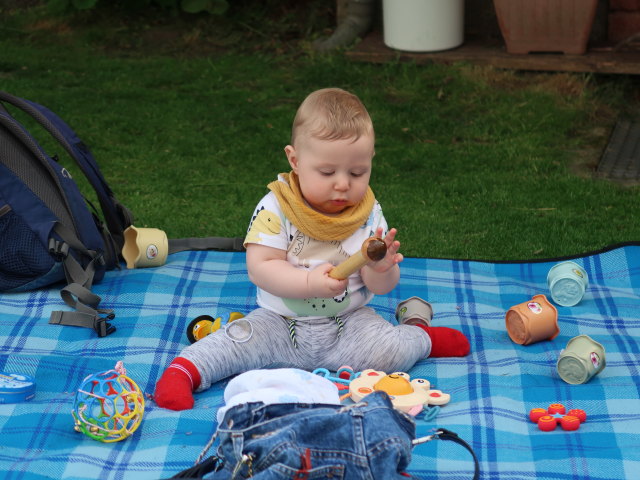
(329, 237), (387, 280)
(72, 362), (145, 443)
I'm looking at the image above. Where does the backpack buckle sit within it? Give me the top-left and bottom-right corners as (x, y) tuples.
(95, 312), (116, 337)
(94, 250), (106, 267)
(48, 238), (69, 260)
(49, 309), (116, 337)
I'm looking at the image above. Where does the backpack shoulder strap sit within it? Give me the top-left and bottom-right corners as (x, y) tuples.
(47, 222), (115, 337)
(49, 283), (116, 338)
(0, 91), (133, 266)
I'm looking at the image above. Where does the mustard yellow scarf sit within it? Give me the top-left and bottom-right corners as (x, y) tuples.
(268, 171), (375, 241)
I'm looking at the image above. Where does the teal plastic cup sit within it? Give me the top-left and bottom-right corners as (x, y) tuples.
(547, 261), (588, 307)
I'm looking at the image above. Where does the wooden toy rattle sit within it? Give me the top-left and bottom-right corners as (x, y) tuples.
(329, 237), (387, 280)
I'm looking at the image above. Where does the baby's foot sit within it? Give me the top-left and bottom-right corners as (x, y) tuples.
(154, 357), (200, 410)
(416, 325), (470, 357)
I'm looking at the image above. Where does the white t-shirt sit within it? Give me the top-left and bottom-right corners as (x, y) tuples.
(244, 187), (388, 319)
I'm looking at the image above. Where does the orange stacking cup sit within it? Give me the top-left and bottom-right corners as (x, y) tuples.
(505, 294), (559, 345)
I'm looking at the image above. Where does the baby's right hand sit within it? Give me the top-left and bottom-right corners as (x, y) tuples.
(307, 263), (348, 298)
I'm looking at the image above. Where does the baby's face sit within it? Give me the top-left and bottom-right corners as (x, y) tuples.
(287, 133), (374, 215)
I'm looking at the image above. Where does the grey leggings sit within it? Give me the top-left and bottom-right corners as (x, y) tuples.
(180, 306), (431, 390)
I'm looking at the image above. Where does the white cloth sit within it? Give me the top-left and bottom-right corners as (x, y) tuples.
(216, 368), (341, 423)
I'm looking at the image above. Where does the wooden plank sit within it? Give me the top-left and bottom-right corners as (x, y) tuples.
(346, 31), (640, 75)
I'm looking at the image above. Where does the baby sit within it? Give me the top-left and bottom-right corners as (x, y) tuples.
(154, 88), (469, 410)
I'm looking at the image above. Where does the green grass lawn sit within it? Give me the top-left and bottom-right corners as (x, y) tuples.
(2, 3), (639, 260)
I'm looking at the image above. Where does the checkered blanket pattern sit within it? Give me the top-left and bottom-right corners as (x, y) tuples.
(1, 245), (639, 479)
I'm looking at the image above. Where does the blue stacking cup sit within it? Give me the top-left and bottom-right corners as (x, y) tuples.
(547, 261), (588, 307)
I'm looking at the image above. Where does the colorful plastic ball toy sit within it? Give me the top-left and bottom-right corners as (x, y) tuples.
(72, 368), (145, 443)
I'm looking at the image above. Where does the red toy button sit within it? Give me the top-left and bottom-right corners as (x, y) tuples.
(547, 403), (566, 415)
(529, 408), (547, 423)
(538, 415), (558, 431)
(560, 415), (581, 431)
(568, 409), (587, 423)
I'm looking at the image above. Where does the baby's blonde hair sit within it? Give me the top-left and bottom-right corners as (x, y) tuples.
(291, 88), (374, 147)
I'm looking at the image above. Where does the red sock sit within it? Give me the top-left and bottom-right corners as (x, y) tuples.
(154, 357), (201, 411)
(415, 325), (470, 357)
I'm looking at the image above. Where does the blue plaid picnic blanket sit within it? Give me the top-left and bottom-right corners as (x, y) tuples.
(1, 244), (639, 480)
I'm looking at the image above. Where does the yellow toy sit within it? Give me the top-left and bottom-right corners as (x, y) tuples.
(349, 369), (450, 415)
(72, 362), (144, 443)
(186, 312), (244, 343)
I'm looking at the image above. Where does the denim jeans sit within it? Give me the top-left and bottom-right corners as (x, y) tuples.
(203, 391), (418, 480)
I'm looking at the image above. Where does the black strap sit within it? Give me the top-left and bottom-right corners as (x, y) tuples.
(168, 237), (245, 254)
(168, 456), (222, 479)
(414, 428), (480, 480)
(47, 222), (116, 337)
(49, 283), (116, 337)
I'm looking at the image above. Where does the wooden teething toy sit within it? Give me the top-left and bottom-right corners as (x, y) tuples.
(329, 237), (387, 280)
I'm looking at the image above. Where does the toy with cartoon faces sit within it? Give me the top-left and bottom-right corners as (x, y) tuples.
(349, 369), (450, 415)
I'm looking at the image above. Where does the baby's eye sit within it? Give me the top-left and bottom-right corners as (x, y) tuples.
(319, 171), (334, 176)
(351, 171), (366, 177)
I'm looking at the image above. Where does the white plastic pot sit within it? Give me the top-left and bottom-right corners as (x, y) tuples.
(383, 0), (464, 52)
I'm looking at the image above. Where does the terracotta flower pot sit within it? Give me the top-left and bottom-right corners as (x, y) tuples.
(493, 0), (599, 54)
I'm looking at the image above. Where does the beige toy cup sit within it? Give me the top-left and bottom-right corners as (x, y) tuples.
(395, 296), (433, 327)
(505, 294), (559, 345)
(557, 335), (606, 384)
(122, 226), (168, 269)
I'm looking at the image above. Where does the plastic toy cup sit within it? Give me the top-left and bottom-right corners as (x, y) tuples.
(122, 226), (169, 269)
(547, 261), (588, 307)
(557, 335), (606, 384)
(505, 294), (559, 345)
(395, 296), (433, 327)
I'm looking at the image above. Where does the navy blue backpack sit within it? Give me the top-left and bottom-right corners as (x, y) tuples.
(0, 91), (244, 337)
(0, 91), (135, 336)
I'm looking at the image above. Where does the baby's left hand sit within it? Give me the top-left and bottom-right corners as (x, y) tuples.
(370, 227), (404, 273)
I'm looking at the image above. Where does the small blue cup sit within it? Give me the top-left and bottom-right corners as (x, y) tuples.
(547, 261), (588, 307)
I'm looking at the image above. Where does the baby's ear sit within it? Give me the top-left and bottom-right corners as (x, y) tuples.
(284, 145), (298, 170)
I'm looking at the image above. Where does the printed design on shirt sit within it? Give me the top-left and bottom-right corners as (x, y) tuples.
(288, 232), (350, 263)
(283, 293), (351, 317)
(281, 233), (354, 317)
(245, 206), (282, 244)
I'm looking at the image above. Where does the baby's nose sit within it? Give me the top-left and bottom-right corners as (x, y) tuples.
(334, 174), (350, 190)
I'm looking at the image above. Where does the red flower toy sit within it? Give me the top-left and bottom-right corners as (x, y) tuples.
(529, 403), (587, 432)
